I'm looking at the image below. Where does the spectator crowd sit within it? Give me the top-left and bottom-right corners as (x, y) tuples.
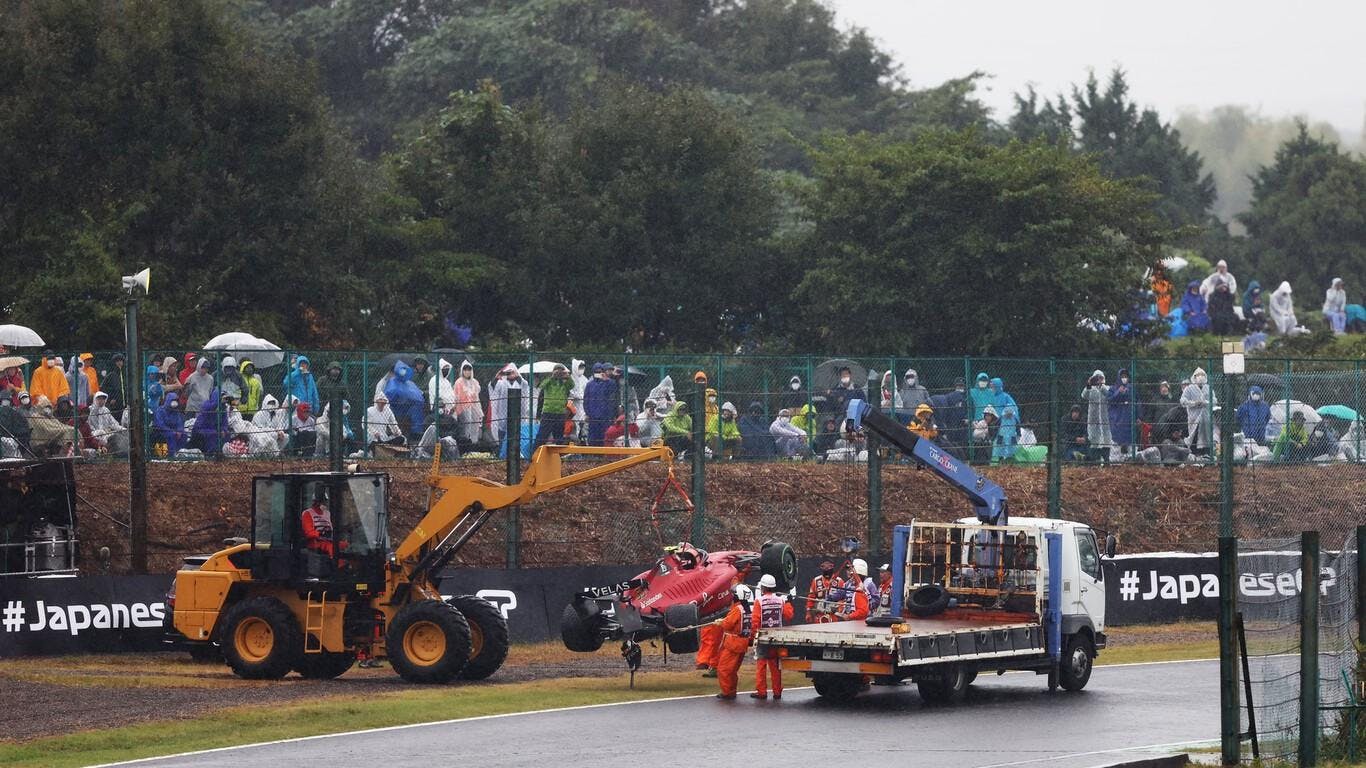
(2, 345), (1363, 469)
(1151, 260), (1362, 343)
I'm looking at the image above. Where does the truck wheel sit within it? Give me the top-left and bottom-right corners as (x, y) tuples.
(812, 672), (863, 703)
(561, 603), (605, 652)
(1059, 633), (1094, 691)
(387, 600), (471, 684)
(664, 603), (701, 654)
(294, 652), (356, 680)
(907, 584), (950, 617)
(917, 664), (969, 704)
(448, 595), (510, 681)
(222, 597), (302, 680)
(760, 541), (798, 590)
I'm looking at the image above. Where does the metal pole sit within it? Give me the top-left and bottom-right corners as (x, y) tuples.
(506, 388), (522, 569)
(1047, 358), (1061, 519)
(1219, 535), (1240, 765)
(867, 431), (882, 559)
(690, 386), (706, 545)
(1220, 372), (1235, 538)
(125, 298), (147, 574)
(328, 394), (343, 473)
(1301, 529), (1321, 767)
(1357, 525), (1366, 653)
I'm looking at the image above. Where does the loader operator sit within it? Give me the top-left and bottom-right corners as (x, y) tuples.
(712, 583), (754, 700)
(752, 574), (793, 699)
(301, 489), (336, 557)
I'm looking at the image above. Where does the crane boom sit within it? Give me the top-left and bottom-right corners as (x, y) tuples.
(845, 400), (1007, 525)
(395, 444), (674, 566)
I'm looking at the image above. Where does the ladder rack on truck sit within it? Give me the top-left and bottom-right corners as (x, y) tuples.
(751, 399), (1111, 705)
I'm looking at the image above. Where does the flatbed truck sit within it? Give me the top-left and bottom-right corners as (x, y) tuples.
(753, 400), (1111, 703)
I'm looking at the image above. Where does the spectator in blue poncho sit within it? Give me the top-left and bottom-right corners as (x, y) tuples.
(383, 361), (426, 439)
(584, 363), (619, 446)
(283, 355), (320, 413)
(968, 372), (993, 420)
(145, 364), (164, 413)
(990, 377), (1017, 415)
(1180, 281), (1210, 332)
(191, 388), (232, 455)
(1236, 385), (1271, 444)
(153, 392), (186, 456)
(993, 405), (1020, 463)
(1107, 368), (1134, 454)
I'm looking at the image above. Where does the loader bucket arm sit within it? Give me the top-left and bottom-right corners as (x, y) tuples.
(393, 444), (675, 567)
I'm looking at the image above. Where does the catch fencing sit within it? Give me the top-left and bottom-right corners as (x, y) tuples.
(5, 351), (1366, 572)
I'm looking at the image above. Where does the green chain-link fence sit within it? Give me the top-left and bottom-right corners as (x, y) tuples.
(7, 350), (1366, 571)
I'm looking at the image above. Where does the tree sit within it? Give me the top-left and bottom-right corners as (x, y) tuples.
(1239, 125), (1366, 295)
(548, 84), (780, 348)
(1008, 86), (1073, 145)
(0, 0), (373, 348)
(790, 131), (1168, 356)
(1071, 70), (1216, 230)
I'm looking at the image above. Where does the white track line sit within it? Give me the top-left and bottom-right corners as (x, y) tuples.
(976, 738), (1220, 768)
(88, 658), (1218, 768)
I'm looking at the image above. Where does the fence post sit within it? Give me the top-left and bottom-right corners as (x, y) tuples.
(690, 386), (706, 545)
(1219, 535), (1240, 765)
(1301, 529), (1321, 767)
(805, 356), (815, 455)
(1048, 358), (1061, 519)
(124, 297), (148, 574)
(963, 357), (974, 462)
(1355, 361), (1361, 462)
(1358, 524), (1366, 657)
(506, 388), (522, 569)
(1220, 364), (1236, 539)
(867, 422), (882, 560)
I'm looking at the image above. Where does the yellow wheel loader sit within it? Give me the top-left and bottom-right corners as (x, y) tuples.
(166, 444), (673, 683)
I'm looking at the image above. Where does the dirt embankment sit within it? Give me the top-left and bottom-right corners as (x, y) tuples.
(69, 458), (1359, 574)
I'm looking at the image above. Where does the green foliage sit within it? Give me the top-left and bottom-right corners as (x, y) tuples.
(790, 131), (1168, 356)
(1239, 125), (1366, 296)
(0, 0), (370, 348)
(1070, 70), (1216, 231)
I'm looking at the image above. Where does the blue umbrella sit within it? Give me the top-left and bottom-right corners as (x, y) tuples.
(1316, 404), (1359, 421)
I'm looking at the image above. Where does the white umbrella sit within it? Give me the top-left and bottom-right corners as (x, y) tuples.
(517, 360), (565, 375)
(1160, 255), (1189, 272)
(1264, 399), (1321, 443)
(0, 324), (45, 347)
(203, 332), (285, 369)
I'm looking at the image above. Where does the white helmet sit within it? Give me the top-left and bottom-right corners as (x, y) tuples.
(852, 558), (869, 577)
(758, 574), (777, 590)
(732, 584), (754, 603)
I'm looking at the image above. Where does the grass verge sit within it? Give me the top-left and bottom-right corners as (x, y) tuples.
(0, 672), (716, 768)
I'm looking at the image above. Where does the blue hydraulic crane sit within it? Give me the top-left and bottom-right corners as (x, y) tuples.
(844, 400), (1008, 526)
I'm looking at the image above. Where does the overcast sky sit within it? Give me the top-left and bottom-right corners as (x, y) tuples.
(826, 0), (1365, 139)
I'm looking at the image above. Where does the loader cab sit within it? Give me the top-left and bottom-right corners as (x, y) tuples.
(249, 472), (390, 591)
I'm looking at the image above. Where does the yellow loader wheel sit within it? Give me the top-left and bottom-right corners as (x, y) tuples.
(386, 599), (471, 684)
(222, 596), (302, 680)
(447, 595), (510, 681)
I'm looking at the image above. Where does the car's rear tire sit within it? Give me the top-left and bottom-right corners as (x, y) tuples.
(760, 541), (797, 590)
(386, 600), (471, 684)
(907, 584), (950, 617)
(294, 652), (356, 680)
(812, 672), (863, 703)
(222, 597), (302, 680)
(561, 603), (604, 652)
(1059, 633), (1094, 691)
(448, 595), (510, 681)
(664, 603), (701, 654)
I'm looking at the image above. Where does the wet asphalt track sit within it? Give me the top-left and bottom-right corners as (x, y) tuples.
(111, 659), (1218, 768)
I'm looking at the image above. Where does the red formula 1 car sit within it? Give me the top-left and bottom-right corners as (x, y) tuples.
(561, 541), (796, 658)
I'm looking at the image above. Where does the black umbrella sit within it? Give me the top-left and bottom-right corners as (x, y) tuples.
(374, 353), (414, 373)
(813, 358), (868, 393)
(1246, 373), (1284, 391)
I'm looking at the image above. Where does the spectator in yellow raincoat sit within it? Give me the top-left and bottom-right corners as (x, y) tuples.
(907, 402), (939, 441)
